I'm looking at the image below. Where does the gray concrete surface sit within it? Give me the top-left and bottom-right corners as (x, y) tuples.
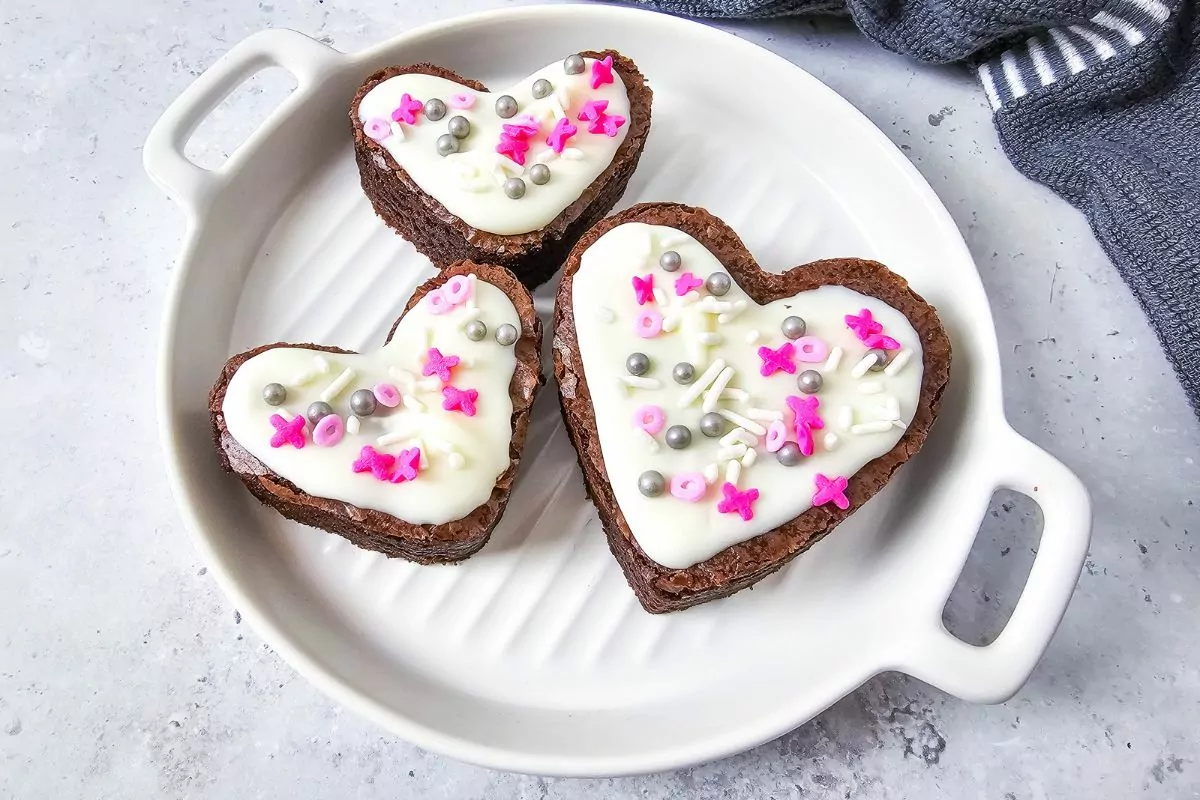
(2, 1), (1198, 797)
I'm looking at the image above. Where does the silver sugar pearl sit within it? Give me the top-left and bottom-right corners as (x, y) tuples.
(659, 250), (682, 272)
(776, 441), (802, 466)
(349, 388), (377, 417)
(262, 382), (287, 406)
(867, 348), (889, 371)
(705, 272), (732, 296)
(563, 54), (586, 75)
(447, 115), (471, 139)
(665, 425), (692, 450)
(797, 369), (823, 394)
(528, 163), (551, 185)
(638, 469), (666, 498)
(423, 98), (447, 121)
(625, 352), (651, 376)
(435, 133), (459, 157)
(672, 362), (696, 385)
(503, 177), (526, 199)
(700, 411), (726, 438)
(781, 315), (807, 340)
(465, 320), (488, 342)
(531, 78), (553, 99)
(495, 94), (518, 118)
(306, 401), (334, 427)
(495, 323), (519, 346)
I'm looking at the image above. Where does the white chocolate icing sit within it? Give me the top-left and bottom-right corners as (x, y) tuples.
(357, 58), (630, 236)
(571, 224), (926, 570)
(222, 279), (522, 526)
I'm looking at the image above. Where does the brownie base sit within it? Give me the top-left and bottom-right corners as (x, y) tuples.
(350, 51), (653, 290)
(553, 204), (953, 612)
(209, 261), (544, 564)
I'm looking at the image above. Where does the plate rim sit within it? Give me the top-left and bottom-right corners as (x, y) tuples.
(152, 4), (1062, 777)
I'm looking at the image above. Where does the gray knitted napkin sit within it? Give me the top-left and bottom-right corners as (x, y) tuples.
(620, 0), (1200, 417)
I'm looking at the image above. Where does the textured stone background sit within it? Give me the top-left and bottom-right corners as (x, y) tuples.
(2, 1), (1198, 797)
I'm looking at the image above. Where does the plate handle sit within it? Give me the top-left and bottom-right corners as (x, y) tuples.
(900, 426), (1092, 703)
(143, 29), (342, 217)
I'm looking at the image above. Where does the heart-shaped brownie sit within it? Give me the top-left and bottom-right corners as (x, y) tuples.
(210, 262), (542, 564)
(351, 51), (653, 289)
(554, 204), (951, 612)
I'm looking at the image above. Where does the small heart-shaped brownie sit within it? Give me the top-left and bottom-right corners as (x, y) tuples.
(352, 51), (653, 289)
(554, 204), (951, 612)
(210, 262), (542, 564)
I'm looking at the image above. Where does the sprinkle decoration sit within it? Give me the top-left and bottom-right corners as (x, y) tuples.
(863, 333), (902, 351)
(313, 413), (344, 447)
(423, 348), (461, 382)
(633, 404), (666, 435)
(373, 382), (401, 408)
(442, 385), (479, 417)
(590, 54), (614, 89)
(363, 118), (391, 142)
(786, 394), (825, 457)
(352, 446), (395, 480)
(717, 482), (759, 521)
(389, 448), (422, 484)
(757, 342), (797, 377)
(765, 420), (787, 453)
(268, 414), (306, 449)
(577, 99), (625, 136)
(670, 473), (708, 502)
(813, 473), (850, 510)
(496, 133), (531, 166)
(448, 92), (475, 109)
(391, 93), (424, 125)
(792, 336), (829, 363)
(674, 272), (703, 296)
(632, 274), (655, 305)
(546, 117), (577, 153)
(634, 308), (664, 338)
(442, 275), (473, 305)
(845, 309), (883, 340)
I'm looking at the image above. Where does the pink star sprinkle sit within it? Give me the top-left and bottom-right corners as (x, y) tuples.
(268, 413), (306, 449)
(787, 394), (824, 455)
(674, 272), (703, 296)
(578, 99), (609, 123)
(717, 482), (760, 521)
(391, 93), (423, 125)
(758, 342), (797, 377)
(594, 113), (625, 137)
(632, 274), (655, 305)
(590, 54), (614, 89)
(845, 308), (883, 340)
(352, 445), (395, 480)
(496, 133), (530, 166)
(389, 447), (422, 484)
(813, 473), (850, 510)
(796, 424), (815, 457)
(502, 119), (540, 138)
(863, 333), (902, 351)
(546, 118), (577, 153)
(423, 348), (461, 382)
(442, 385), (479, 417)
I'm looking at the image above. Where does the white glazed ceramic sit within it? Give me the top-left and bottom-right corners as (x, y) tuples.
(145, 5), (1092, 777)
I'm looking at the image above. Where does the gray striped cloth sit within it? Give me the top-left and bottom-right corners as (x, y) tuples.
(620, 0), (1200, 417)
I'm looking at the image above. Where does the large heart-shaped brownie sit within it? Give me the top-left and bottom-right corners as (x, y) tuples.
(554, 204), (951, 612)
(210, 262), (542, 563)
(351, 51), (652, 289)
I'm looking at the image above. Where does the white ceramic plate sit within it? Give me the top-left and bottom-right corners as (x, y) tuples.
(145, 5), (1092, 777)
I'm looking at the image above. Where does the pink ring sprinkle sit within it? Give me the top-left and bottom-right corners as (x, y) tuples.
(793, 336), (830, 363)
(634, 308), (664, 338)
(363, 117), (392, 142)
(633, 404), (666, 436)
(765, 420), (787, 453)
(448, 92), (475, 109)
(426, 290), (452, 315)
(670, 473), (708, 503)
(442, 275), (473, 306)
(373, 382), (401, 408)
(312, 413), (344, 447)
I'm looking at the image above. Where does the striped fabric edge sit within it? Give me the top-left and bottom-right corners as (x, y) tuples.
(977, 0), (1174, 111)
